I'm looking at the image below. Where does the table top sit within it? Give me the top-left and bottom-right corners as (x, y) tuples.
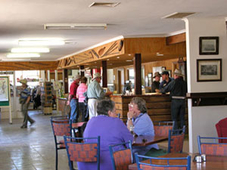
(129, 153), (227, 170)
(132, 135), (168, 146)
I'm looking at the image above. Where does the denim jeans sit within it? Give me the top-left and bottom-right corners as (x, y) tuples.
(70, 99), (78, 123)
(171, 99), (186, 130)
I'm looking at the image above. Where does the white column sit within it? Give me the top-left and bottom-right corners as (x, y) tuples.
(184, 17), (227, 153)
(47, 70), (50, 81)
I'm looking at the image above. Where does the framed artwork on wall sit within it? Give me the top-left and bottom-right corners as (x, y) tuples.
(197, 59), (222, 82)
(199, 36), (219, 55)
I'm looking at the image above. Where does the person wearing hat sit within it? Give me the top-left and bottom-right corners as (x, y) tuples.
(67, 74), (81, 123)
(19, 79), (35, 128)
(151, 72), (161, 92)
(86, 72), (112, 119)
(159, 69), (187, 130)
(159, 71), (173, 89)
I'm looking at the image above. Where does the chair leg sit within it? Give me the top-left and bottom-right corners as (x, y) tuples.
(56, 149), (58, 170)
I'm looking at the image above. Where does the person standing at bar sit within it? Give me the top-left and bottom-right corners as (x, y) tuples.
(151, 72), (161, 92)
(19, 79), (35, 128)
(159, 69), (187, 130)
(159, 71), (173, 89)
(67, 75), (81, 123)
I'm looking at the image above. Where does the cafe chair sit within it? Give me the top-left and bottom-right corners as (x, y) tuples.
(168, 126), (186, 153)
(109, 141), (133, 170)
(135, 154), (191, 170)
(215, 117), (227, 143)
(154, 121), (174, 137)
(50, 117), (72, 170)
(64, 136), (100, 170)
(197, 136), (227, 156)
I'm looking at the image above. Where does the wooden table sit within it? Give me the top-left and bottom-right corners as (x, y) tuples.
(129, 153), (227, 170)
(132, 135), (168, 146)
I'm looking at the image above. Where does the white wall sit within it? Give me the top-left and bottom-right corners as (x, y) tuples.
(185, 17), (227, 153)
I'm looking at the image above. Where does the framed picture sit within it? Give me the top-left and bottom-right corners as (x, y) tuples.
(199, 37), (219, 55)
(197, 59), (222, 82)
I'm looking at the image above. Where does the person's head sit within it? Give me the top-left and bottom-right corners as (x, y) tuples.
(93, 73), (101, 83)
(74, 75), (81, 83)
(153, 72), (161, 82)
(80, 76), (87, 84)
(97, 99), (116, 117)
(162, 71), (169, 81)
(129, 97), (147, 117)
(19, 79), (28, 88)
(173, 69), (183, 79)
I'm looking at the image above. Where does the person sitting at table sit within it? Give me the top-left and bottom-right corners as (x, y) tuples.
(127, 97), (159, 156)
(78, 99), (133, 170)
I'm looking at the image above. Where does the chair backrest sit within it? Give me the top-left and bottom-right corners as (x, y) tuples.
(197, 136), (227, 156)
(154, 121), (174, 137)
(168, 126), (185, 153)
(50, 117), (72, 145)
(135, 154), (191, 170)
(109, 141), (133, 170)
(64, 136), (100, 170)
(215, 117), (227, 143)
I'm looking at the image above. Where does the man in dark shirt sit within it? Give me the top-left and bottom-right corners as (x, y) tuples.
(151, 72), (161, 92)
(159, 69), (186, 130)
(159, 71), (173, 89)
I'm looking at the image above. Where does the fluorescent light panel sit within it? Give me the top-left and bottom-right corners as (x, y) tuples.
(19, 39), (65, 46)
(44, 23), (107, 30)
(7, 53), (40, 58)
(11, 47), (50, 53)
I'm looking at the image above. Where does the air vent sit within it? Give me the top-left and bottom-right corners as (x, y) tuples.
(89, 2), (120, 7)
(44, 23), (107, 30)
(162, 12), (195, 19)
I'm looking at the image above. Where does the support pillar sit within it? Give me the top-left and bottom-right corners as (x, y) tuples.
(63, 69), (68, 93)
(80, 65), (84, 77)
(134, 53), (142, 95)
(102, 61), (107, 87)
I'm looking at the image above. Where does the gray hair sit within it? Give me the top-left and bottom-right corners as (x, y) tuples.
(131, 97), (147, 113)
(97, 99), (115, 116)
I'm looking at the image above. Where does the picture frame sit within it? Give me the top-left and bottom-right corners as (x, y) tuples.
(199, 37), (219, 55)
(197, 59), (222, 82)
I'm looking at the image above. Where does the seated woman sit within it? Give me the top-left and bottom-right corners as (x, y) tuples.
(78, 99), (133, 170)
(127, 97), (159, 156)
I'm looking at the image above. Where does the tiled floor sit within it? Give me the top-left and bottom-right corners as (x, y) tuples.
(0, 110), (189, 170)
(0, 110), (69, 170)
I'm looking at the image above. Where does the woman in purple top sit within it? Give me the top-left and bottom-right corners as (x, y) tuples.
(78, 99), (133, 170)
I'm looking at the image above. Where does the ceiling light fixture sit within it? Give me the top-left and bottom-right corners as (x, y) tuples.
(18, 39), (65, 46)
(11, 47), (50, 53)
(89, 2), (120, 8)
(162, 12), (195, 19)
(7, 53), (40, 58)
(156, 52), (164, 56)
(44, 23), (107, 30)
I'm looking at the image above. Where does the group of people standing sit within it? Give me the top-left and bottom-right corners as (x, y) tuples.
(152, 69), (187, 130)
(67, 72), (112, 123)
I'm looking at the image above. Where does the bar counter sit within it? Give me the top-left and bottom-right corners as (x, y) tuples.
(111, 93), (172, 122)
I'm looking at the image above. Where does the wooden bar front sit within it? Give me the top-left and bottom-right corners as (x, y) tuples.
(111, 94), (172, 122)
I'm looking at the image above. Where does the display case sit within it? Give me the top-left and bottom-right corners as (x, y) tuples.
(41, 82), (52, 115)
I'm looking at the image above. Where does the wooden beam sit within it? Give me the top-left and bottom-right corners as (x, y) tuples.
(166, 33), (186, 45)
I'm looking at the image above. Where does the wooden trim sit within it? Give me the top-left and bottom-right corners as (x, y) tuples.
(186, 92), (227, 98)
(166, 33), (186, 45)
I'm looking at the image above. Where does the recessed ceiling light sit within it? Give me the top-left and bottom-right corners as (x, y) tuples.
(117, 57), (120, 59)
(156, 52), (164, 56)
(44, 23), (107, 30)
(126, 60), (132, 62)
(7, 53), (40, 58)
(19, 39), (65, 46)
(107, 59), (109, 61)
(128, 54), (132, 56)
(11, 47), (50, 53)
(89, 2), (120, 8)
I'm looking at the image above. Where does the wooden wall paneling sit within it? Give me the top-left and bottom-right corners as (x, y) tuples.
(0, 61), (58, 71)
(166, 33), (186, 45)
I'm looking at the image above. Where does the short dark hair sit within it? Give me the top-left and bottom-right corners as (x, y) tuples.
(81, 77), (87, 83)
(130, 97), (147, 113)
(97, 99), (115, 116)
(162, 71), (169, 76)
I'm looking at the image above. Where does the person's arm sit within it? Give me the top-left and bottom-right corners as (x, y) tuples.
(160, 80), (175, 94)
(25, 95), (31, 104)
(127, 111), (136, 131)
(67, 94), (72, 105)
(94, 83), (105, 99)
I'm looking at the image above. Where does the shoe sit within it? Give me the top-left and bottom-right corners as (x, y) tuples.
(30, 121), (35, 126)
(21, 125), (27, 128)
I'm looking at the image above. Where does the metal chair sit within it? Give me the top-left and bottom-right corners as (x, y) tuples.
(135, 154), (191, 170)
(197, 136), (227, 156)
(64, 136), (100, 170)
(168, 126), (185, 153)
(109, 141), (133, 170)
(215, 117), (227, 143)
(154, 121), (174, 137)
(50, 116), (72, 170)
